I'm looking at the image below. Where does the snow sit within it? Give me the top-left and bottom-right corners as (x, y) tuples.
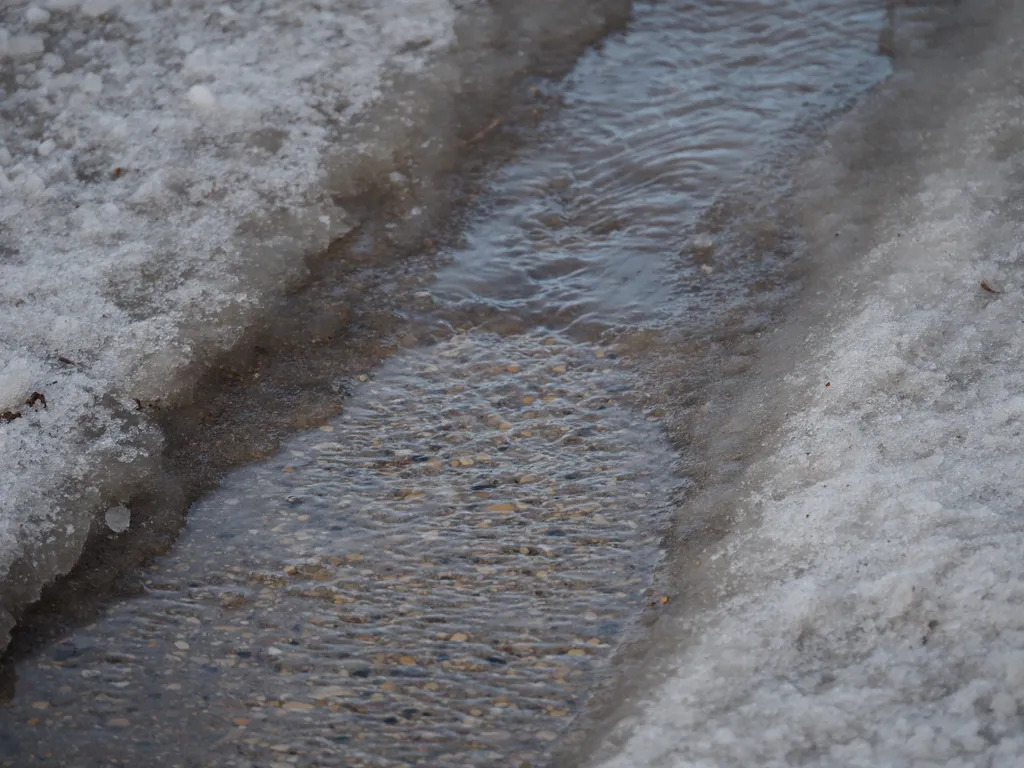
(591, 2), (1024, 766)
(0, 0), (631, 648)
(0, 0), (456, 643)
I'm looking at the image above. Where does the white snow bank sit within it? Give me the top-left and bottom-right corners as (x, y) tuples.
(593, 1), (1024, 766)
(0, 0), (629, 647)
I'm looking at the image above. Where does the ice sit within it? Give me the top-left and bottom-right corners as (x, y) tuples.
(103, 505), (130, 533)
(0, 30), (45, 58)
(24, 7), (50, 26)
(0, 0), (630, 648)
(186, 84), (216, 111)
(0, 356), (42, 412)
(592, 1), (1024, 766)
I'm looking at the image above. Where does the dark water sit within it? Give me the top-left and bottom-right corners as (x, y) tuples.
(0, 1), (927, 765)
(430, 0), (891, 336)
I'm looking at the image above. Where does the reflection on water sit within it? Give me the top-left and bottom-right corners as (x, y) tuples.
(1, 0), (911, 765)
(430, 0), (891, 335)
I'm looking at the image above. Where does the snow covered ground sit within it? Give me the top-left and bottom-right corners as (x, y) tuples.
(0, 0), (627, 648)
(590, 1), (1024, 766)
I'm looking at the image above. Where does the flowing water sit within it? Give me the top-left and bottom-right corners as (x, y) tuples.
(0, 0), (947, 765)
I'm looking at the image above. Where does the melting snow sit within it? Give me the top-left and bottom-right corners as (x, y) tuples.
(593, 2), (1024, 766)
(0, 0), (631, 649)
(0, 0), (456, 643)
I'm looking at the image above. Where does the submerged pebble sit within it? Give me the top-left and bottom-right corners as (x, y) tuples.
(3, 332), (675, 767)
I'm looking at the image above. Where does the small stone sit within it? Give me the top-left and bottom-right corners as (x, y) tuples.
(30, 701), (49, 711)
(232, 717), (250, 727)
(506, 364), (521, 373)
(449, 633), (469, 642)
(551, 364), (567, 374)
(311, 686), (348, 698)
(282, 701), (314, 712)
(567, 649), (586, 656)
(174, 641), (190, 650)
(107, 717), (130, 728)
(486, 503), (515, 513)
(398, 656), (416, 666)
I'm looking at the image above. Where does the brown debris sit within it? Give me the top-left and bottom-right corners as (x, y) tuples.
(980, 280), (1002, 294)
(1, 392), (48, 424)
(25, 392), (47, 409)
(465, 117), (502, 145)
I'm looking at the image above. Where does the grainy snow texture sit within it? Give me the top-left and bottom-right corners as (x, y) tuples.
(591, 2), (1024, 767)
(0, 0), (627, 648)
(0, 0), (456, 645)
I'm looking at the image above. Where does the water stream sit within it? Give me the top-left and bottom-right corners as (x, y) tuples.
(0, 1), (933, 765)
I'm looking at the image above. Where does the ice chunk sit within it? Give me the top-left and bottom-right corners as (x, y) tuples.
(186, 84), (216, 111)
(0, 32), (44, 58)
(80, 73), (102, 94)
(0, 357), (41, 412)
(80, 0), (119, 19)
(104, 506), (130, 534)
(25, 6), (50, 25)
(19, 172), (45, 196)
